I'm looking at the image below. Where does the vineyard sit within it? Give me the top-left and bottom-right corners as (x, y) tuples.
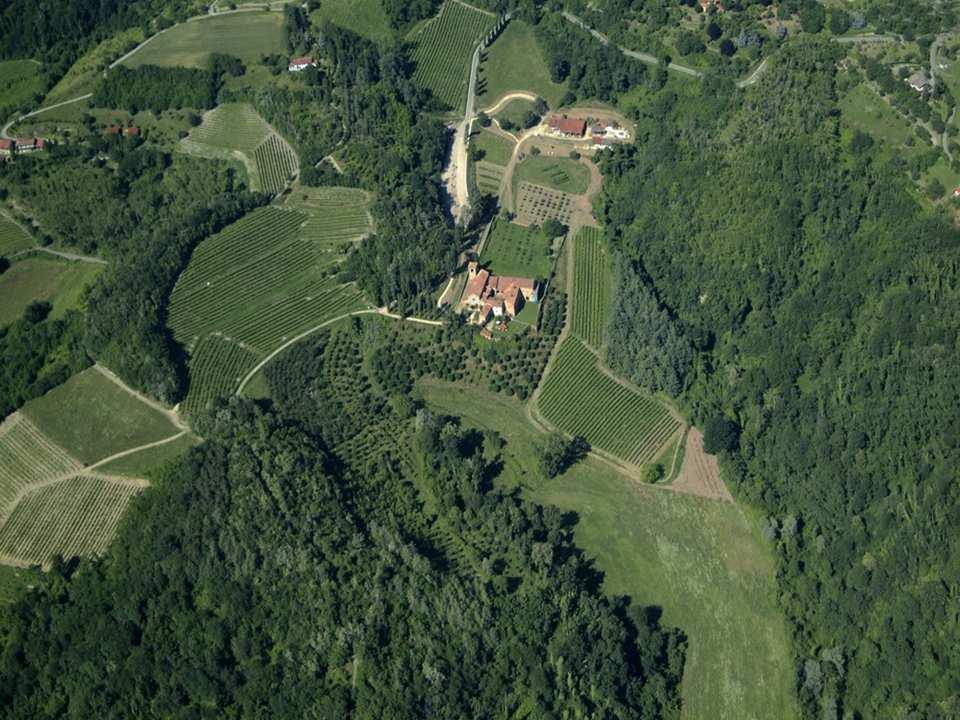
(537, 338), (680, 467)
(169, 202), (371, 414)
(182, 335), (259, 414)
(570, 226), (611, 350)
(0, 475), (143, 567)
(411, 1), (498, 110)
(181, 103), (297, 194)
(283, 186), (373, 252)
(0, 213), (32, 255)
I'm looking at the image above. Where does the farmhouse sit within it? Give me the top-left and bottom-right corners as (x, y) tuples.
(14, 137), (45, 153)
(906, 71), (931, 94)
(547, 115), (587, 138)
(699, 0), (726, 11)
(288, 56), (317, 72)
(0, 139), (12, 156)
(125, 126), (140, 137)
(461, 261), (540, 326)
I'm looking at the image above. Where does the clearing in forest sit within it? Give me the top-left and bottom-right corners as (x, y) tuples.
(476, 20), (568, 109)
(569, 226), (612, 350)
(21, 367), (180, 465)
(410, 1), (498, 111)
(180, 103), (298, 195)
(167, 199), (372, 414)
(121, 12), (285, 69)
(0, 255), (104, 327)
(536, 337), (680, 468)
(480, 218), (552, 279)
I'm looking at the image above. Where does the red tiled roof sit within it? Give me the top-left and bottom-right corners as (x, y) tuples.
(547, 115), (585, 136)
(0, 139), (12, 150)
(35, 138), (45, 149)
(107, 125), (121, 135)
(465, 269), (490, 299)
(15, 137), (34, 147)
(289, 56), (314, 66)
(125, 126), (140, 136)
(492, 275), (535, 293)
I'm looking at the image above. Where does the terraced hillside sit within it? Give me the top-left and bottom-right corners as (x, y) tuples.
(168, 199), (373, 414)
(411, 1), (498, 110)
(537, 338), (680, 468)
(181, 103), (298, 194)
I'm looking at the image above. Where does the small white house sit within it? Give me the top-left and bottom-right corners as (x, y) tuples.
(288, 56), (316, 72)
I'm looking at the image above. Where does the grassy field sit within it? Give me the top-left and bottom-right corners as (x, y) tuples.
(839, 83), (914, 148)
(495, 97), (539, 128)
(514, 156), (591, 195)
(537, 338), (680, 467)
(0, 60), (43, 112)
(570, 226), (612, 350)
(310, 0), (393, 42)
(0, 474), (143, 567)
(21, 367), (180, 465)
(168, 202), (370, 413)
(536, 474), (799, 720)
(471, 127), (514, 165)
(0, 255), (103, 327)
(96, 432), (200, 480)
(477, 20), (568, 109)
(481, 218), (552, 279)
(122, 12), (285, 69)
(475, 161), (506, 196)
(0, 213), (33, 256)
(0, 564), (40, 604)
(417, 379), (797, 720)
(45, 27), (145, 103)
(411, 1), (498, 111)
(181, 103), (298, 194)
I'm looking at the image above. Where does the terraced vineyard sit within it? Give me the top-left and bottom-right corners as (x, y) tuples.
(570, 226), (611, 350)
(411, 1), (498, 110)
(181, 103), (297, 194)
(0, 213), (32, 255)
(0, 475), (143, 566)
(537, 338), (680, 467)
(169, 202), (372, 414)
(283, 187), (373, 252)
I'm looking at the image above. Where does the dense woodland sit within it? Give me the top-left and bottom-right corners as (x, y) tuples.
(596, 39), (960, 718)
(0, 329), (685, 718)
(92, 65), (219, 113)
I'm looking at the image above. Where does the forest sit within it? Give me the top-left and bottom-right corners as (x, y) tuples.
(0, 334), (685, 718)
(595, 38), (960, 718)
(92, 65), (219, 113)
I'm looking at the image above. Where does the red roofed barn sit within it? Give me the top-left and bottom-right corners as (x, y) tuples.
(547, 115), (587, 137)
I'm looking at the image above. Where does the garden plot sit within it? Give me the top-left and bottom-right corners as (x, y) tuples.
(515, 183), (575, 226)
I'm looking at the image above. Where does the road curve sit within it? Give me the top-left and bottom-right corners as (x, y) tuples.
(482, 91), (539, 115)
(1, 93), (91, 139)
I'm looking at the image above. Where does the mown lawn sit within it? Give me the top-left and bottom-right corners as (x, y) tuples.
(471, 127), (514, 166)
(0, 255), (103, 327)
(840, 83), (914, 148)
(418, 378), (799, 720)
(481, 218), (552, 279)
(22, 367), (180, 465)
(514, 155), (590, 195)
(477, 20), (568, 109)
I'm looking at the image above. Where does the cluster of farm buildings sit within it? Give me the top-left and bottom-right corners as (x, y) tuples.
(546, 115), (630, 148)
(0, 137), (47, 158)
(460, 261), (540, 329)
(288, 56), (317, 72)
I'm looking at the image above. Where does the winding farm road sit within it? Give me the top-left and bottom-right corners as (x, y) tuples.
(481, 91), (538, 115)
(1, 93), (91, 140)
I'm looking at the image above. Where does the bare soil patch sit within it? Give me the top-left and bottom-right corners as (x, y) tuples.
(671, 427), (734, 502)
